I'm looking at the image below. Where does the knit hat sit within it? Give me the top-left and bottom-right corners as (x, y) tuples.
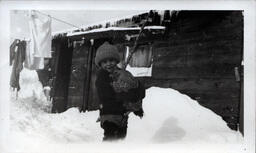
(95, 42), (120, 67)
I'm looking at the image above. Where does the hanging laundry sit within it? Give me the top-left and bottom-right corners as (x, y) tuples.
(9, 39), (20, 66)
(28, 10), (52, 58)
(10, 41), (26, 91)
(128, 45), (152, 68)
(24, 40), (44, 70)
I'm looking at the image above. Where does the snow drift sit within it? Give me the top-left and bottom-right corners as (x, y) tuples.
(6, 67), (243, 153)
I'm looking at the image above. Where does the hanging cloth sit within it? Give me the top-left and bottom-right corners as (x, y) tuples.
(28, 10), (52, 58)
(24, 40), (44, 70)
(129, 45), (152, 68)
(10, 39), (20, 66)
(9, 41), (26, 91)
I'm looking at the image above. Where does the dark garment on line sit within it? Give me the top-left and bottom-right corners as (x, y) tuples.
(10, 40), (26, 91)
(10, 39), (20, 66)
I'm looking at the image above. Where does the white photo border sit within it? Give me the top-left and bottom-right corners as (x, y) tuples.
(0, 1), (255, 153)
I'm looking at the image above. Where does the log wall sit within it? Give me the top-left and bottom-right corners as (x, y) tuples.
(147, 11), (243, 130)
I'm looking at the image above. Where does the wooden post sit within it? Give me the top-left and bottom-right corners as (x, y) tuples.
(82, 39), (94, 111)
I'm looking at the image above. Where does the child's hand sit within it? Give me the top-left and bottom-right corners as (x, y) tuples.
(133, 108), (144, 118)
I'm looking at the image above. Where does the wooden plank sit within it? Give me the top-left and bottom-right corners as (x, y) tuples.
(196, 98), (240, 107)
(140, 78), (240, 92)
(170, 24), (241, 38)
(166, 26), (242, 46)
(153, 54), (242, 68)
(82, 43), (96, 111)
(71, 57), (88, 63)
(180, 91), (240, 105)
(179, 20), (243, 34)
(170, 13), (242, 35)
(67, 96), (83, 109)
(52, 97), (67, 113)
(87, 52), (100, 111)
(152, 65), (238, 79)
(68, 81), (85, 96)
(72, 45), (89, 58)
(202, 103), (239, 115)
(69, 64), (87, 81)
(174, 82), (240, 95)
(153, 39), (242, 58)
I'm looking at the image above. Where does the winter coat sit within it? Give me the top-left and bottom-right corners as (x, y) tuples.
(95, 68), (126, 116)
(111, 69), (145, 113)
(95, 68), (145, 116)
(10, 39), (20, 66)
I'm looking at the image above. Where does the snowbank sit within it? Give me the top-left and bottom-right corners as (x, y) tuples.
(6, 67), (244, 153)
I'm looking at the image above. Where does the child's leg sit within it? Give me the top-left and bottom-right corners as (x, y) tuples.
(102, 121), (119, 141)
(117, 116), (128, 139)
(117, 125), (127, 139)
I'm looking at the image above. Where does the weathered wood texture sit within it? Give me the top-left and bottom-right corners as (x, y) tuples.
(150, 11), (243, 130)
(51, 37), (73, 113)
(87, 46), (100, 110)
(67, 42), (89, 110)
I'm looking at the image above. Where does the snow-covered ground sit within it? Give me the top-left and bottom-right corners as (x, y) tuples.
(4, 65), (244, 153)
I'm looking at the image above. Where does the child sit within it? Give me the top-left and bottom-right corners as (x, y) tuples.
(95, 41), (145, 141)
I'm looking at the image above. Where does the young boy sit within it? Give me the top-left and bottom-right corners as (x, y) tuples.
(95, 41), (145, 141)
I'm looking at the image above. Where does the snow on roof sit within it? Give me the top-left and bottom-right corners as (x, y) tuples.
(52, 10), (149, 36)
(66, 26), (166, 37)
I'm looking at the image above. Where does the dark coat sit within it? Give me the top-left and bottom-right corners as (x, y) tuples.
(95, 68), (145, 116)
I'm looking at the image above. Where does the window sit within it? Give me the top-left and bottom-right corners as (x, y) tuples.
(125, 44), (153, 77)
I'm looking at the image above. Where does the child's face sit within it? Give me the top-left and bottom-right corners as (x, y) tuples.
(100, 58), (118, 73)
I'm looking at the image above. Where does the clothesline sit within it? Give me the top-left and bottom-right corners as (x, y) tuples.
(34, 10), (81, 29)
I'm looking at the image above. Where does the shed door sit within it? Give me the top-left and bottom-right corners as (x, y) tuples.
(67, 42), (90, 109)
(67, 40), (102, 111)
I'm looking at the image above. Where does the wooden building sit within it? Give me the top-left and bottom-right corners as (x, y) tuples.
(44, 10), (243, 133)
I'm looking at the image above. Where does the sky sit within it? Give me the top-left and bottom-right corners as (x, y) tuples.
(10, 10), (147, 39)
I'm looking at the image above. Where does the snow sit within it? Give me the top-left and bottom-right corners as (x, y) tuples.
(5, 66), (244, 153)
(67, 26), (165, 37)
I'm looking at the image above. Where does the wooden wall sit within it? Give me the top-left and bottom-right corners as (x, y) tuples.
(142, 11), (243, 130)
